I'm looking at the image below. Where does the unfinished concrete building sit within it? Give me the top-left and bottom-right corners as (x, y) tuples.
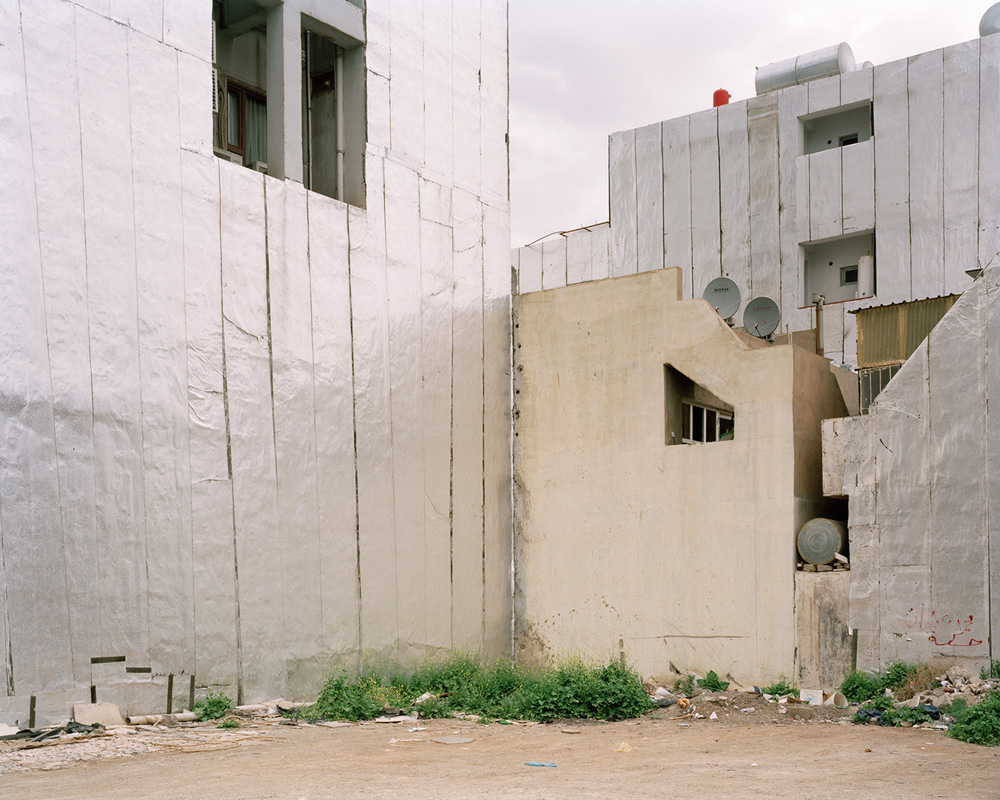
(513, 22), (1000, 682)
(0, 0), (511, 726)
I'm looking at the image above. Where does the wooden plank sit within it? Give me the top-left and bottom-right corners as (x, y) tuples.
(908, 50), (945, 300)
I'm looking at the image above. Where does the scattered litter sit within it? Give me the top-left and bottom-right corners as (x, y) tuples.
(388, 737), (427, 744)
(750, 762), (758, 767)
(314, 722), (352, 729)
(560, 728), (581, 735)
(709, 712), (718, 720)
(374, 715), (419, 724)
(864, 748), (872, 753)
(408, 726), (428, 732)
(615, 742), (632, 752)
(740, 708), (755, 713)
(799, 689), (824, 706)
(431, 736), (474, 745)
(525, 762), (556, 767)
(413, 692), (436, 705)
(676, 723), (692, 728)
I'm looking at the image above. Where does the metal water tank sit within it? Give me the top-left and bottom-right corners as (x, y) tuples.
(796, 518), (847, 565)
(982, 3), (1000, 36)
(713, 88), (731, 107)
(755, 43), (856, 95)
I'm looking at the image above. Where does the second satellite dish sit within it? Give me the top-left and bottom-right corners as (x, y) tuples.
(744, 296), (781, 338)
(703, 277), (741, 321)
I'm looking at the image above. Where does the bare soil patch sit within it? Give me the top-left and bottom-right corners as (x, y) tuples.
(2, 701), (999, 800)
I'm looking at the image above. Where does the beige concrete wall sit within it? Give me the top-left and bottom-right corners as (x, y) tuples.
(795, 572), (852, 688)
(514, 267), (849, 684)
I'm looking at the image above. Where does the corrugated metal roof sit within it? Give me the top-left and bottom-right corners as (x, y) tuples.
(856, 294), (960, 368)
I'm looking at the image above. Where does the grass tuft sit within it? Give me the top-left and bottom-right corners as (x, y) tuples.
(302, 652), (652, 723)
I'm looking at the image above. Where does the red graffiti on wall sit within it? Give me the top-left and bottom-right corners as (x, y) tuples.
(901, 605), (983, 647)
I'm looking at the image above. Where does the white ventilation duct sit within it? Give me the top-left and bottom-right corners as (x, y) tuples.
(755, 43), (856, 96)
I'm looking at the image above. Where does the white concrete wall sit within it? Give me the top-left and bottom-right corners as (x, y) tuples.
(837, 265), (999, 673)
(0, 0), (511, 726)
(519, 35), (1000, 369)
(513, 268), (851, 684)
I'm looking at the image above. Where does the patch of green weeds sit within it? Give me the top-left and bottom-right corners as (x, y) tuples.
(762, 678), (796, 697)
(303, 652), (651, 724)
(981, 659), (1000, 681)
(697, 671), (729, 692)
(673, 674), (698, 697)
(216, 717), (241, 729)
(840, 670), (882, 703)
(948, 691), (1000, 747)
(195, 692), (233, 721)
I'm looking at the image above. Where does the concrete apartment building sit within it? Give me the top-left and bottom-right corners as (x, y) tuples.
(513, 21), (1000, 682)
(0, 0), (511, 725)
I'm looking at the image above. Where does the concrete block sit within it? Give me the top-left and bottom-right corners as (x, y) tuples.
(821, 417), (846, 498)
(73, 702), (126, 727)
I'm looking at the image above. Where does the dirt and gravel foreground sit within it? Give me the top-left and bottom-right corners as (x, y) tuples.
(2, 703), (999, 799)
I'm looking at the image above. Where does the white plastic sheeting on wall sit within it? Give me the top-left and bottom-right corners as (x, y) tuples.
(0, 0), (512, 725)
(839, 265), (998, 671)
(582, 35), (995, 367)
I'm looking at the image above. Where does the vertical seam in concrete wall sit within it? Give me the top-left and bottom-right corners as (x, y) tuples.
(906, 59), (914, 299)
(218, 162), (245, 703)
(21, 0), (77, 681)
(73, 2), (103, 659)
(775, 93), (783, 313)
(261, 178), (287, 682)
(687, 120), (695, 295)
(345, 203), (364, 674)
(481, 198), (488, 655)
(716, 111), (723, 278)
(125, 28), (153, 657)
(382, 157), (400, 665)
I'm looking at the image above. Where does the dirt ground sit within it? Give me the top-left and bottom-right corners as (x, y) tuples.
(3, 695), (1000, 800)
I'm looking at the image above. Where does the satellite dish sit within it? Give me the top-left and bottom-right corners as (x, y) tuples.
(743, 296), (781, 338)
(797, 518), (846, 565)
(703, 277), (742, 320)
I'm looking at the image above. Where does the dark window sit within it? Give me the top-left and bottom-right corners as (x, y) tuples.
(225, 81), (267, 168)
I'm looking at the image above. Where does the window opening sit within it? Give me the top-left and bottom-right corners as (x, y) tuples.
(839, 133), (859, 147)
(800, 100), (872, 155)
(225, 81), (267, 168)
(302, 29), (344, 201)
(665, 365), (735, 446)
(802, 231), (875, 305)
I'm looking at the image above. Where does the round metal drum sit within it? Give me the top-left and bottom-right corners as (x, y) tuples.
(796, 518), (846, 565)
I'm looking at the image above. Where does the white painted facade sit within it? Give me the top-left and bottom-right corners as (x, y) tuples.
(516, 34), (1000, 369)
(0, 0), (511, 725)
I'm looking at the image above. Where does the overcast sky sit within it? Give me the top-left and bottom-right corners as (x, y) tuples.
(508, 0), (995, 247)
